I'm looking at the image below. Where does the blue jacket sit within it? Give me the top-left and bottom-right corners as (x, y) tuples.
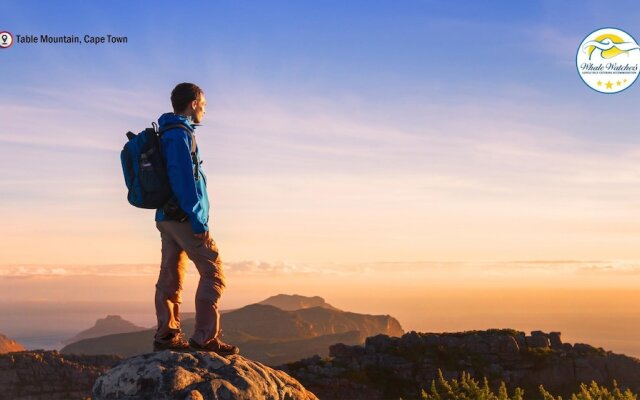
(155, 113), (210, 233)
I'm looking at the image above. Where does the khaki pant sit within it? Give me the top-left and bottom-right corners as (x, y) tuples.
(154, 220), (226, 345)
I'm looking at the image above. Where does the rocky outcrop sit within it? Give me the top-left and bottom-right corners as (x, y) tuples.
(0, 333), (25, 354)
(0, 350), (122, 399)
(93, 350), (318, 400)
(280, 329), (640, 400)
(63, 315), (147, 345)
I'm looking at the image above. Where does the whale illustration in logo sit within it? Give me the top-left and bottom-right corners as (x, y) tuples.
(582, 34), (640, 60)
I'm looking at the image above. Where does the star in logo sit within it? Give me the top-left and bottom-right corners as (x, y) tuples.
(606, 81), (613, 89)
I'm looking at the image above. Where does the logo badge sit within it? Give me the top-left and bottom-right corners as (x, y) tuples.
(0, 31), (13, 49)
(576, 28), (640, 94)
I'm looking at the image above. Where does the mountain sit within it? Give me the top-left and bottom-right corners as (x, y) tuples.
(222, 304), (317, 340)
(259, 294), (340, 311)
(63, 315), (147, 345)
(61, 295), (404, 365)
(0, 333), (25, 353)
(280, 329), (640, 400)
(293, 306), (403, 339)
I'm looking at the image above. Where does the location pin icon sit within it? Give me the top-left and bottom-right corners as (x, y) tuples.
(1, 35), (7, 44)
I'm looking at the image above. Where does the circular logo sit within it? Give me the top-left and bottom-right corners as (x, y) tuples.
(0, 31), (13, 49)
(576, 28), (640, 94)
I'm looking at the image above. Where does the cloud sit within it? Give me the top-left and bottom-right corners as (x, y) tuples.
(577, 262), (640, 276)
(226, 260), (317, 275)
(0, 264), (159, 278)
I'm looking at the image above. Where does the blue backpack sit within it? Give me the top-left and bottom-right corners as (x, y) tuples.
(120, 122), (195, 209)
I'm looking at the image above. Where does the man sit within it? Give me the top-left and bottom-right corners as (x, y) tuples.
(152, 82), (239, 355)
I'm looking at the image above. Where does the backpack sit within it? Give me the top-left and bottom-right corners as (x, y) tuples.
(120, 122), (196, 209)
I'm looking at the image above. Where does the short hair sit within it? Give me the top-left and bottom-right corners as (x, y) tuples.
(171, 83), (203, 113)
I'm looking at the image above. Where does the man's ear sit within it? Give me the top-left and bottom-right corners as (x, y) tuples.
(191, 99), (198, 110)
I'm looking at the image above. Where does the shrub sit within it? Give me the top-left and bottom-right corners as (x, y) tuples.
(539, 380), (637, 400)
(419, 370), (638, 400)
(421, 370), (524, 400)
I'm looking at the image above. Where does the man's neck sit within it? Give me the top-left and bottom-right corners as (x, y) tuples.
(176, 112), (194, 123)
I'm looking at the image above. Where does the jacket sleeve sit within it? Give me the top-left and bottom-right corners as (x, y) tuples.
(163, 131), (209, 233)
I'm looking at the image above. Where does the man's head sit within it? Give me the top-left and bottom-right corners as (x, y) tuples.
(171, 82), (207, 124)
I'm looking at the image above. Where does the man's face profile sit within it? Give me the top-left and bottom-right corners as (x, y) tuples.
(191, 93), (207, 124)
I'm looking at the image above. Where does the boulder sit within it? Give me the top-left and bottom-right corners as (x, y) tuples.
(548, 332), (562, 349)
(92, 350), (318, 400)
(489, 334), (520, 361)
(526, 331), (550, 348)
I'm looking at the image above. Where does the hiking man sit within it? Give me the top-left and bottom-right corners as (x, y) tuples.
(152, 82), (239, 355)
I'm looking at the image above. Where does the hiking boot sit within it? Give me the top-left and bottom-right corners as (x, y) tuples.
(153, 331), (190, 352)
(189, 337), (240, 356)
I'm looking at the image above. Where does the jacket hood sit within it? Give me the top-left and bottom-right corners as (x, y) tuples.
(158, 112), (196, 131)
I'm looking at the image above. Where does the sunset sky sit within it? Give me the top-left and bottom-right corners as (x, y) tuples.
(5, 2), (640, 360)
(2, 1), (640, 269)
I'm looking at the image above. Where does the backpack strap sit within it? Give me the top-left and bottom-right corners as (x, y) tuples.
(158, 123), (199, 181)
(159, 123), (196, 154)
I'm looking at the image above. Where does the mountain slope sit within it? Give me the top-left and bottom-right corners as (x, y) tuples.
(292, 307), (404, 339)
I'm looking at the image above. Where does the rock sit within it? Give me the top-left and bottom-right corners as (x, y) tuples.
(400, 331), (424, 349)
(549, 332), (562, 349)
(185, 390), (205, 400)
(526, 331), (550, 348)
(92, 350), (318, 400)
(364, 334), (397, 353)
(329, 343), (360, 359)
(574, 356), (607, 383)
(282, 329), (640, 399)
(489, 334), (520, 361)
(465, 334), (490, 354)
(514, 332), (527, 349)
(573, 343), (601, 355)
(0, 350), (121, 399)
(605, 352), (640, 388)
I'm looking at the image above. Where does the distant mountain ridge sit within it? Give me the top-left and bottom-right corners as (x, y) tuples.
(0, 333), (25, 354)
(259, 294), (340, 311)
(61, 294), (404, 365)
(63, 315), (147, 345)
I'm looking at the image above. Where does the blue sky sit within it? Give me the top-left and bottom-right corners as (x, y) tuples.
(2, 1), (640, 266)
